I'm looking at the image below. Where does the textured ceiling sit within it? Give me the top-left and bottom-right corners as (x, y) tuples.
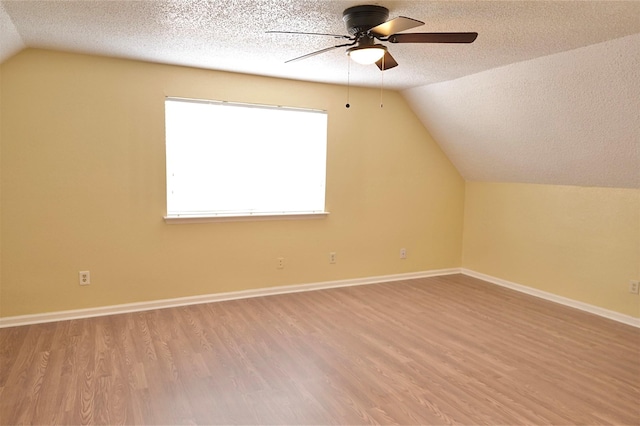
(404, 33), (640, 188)
(2, 0), (640, 90)
(1, 0), (639, 188)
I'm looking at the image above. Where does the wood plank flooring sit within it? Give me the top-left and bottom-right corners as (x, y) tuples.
(1, 274), (639, 425)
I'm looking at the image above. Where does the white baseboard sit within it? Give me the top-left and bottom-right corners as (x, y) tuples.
(0, 268), (459, 328)
(461, 269), (640, 328)
(3, 268), (637, 329)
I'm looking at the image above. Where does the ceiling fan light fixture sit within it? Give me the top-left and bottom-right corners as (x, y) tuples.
(347, 44), (387, 65)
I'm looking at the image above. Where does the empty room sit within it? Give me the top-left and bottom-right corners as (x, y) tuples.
(1, 1), (638, 424)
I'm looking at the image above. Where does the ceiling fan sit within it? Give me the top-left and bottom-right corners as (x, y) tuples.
(268, 5), (478, 71)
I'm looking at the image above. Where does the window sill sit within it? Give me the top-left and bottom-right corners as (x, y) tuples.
(164, 212), (330, 224)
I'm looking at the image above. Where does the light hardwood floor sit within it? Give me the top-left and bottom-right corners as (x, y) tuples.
(1, 274), (639, 425)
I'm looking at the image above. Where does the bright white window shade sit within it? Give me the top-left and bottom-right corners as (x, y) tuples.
(165, 98), (328, 218)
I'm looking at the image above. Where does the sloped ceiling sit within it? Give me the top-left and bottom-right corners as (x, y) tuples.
(1, 1), (639, 188)
(404, 34), (640, 188)
(0, 1), (24, 61)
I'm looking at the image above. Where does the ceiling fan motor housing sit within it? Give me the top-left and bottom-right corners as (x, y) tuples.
(343, 5), (389, 35)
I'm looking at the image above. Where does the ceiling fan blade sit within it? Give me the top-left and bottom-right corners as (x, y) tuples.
(266, 31), (351, 40)
(284, 42), (355, 63)
(388, 32), (478, 43)
(369, 16), (424, 37)
(375, 51), (398, 71)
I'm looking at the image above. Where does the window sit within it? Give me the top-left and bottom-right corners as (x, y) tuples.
(165, 97), (328, 221)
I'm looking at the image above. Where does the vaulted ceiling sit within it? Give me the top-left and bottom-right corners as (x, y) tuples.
(1, 1), (639, 188)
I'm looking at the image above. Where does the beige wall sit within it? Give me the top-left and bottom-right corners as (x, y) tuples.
(0, 49), (465, 317)
(463, 182), (640, 318)
(0, 63), (3, 312)
(4, 49), (636, 321)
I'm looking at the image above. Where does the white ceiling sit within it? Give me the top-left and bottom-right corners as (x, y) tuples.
(1, 0), (639, 188)
(404, 33), (640, 188)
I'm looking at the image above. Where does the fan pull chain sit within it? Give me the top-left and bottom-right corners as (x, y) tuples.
(345, 55), (351, 109)
(380, 55), (384, 108)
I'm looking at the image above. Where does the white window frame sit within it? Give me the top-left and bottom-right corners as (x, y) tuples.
(163, 97), (330, 223)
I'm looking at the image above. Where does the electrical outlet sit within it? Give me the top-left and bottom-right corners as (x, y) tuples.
(277, 257), (285, 270)
(400, 248), (407, 259)
(630, 280), (639, 295)
(329, 252), (336, 264)
(79, 271), (90, 286)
